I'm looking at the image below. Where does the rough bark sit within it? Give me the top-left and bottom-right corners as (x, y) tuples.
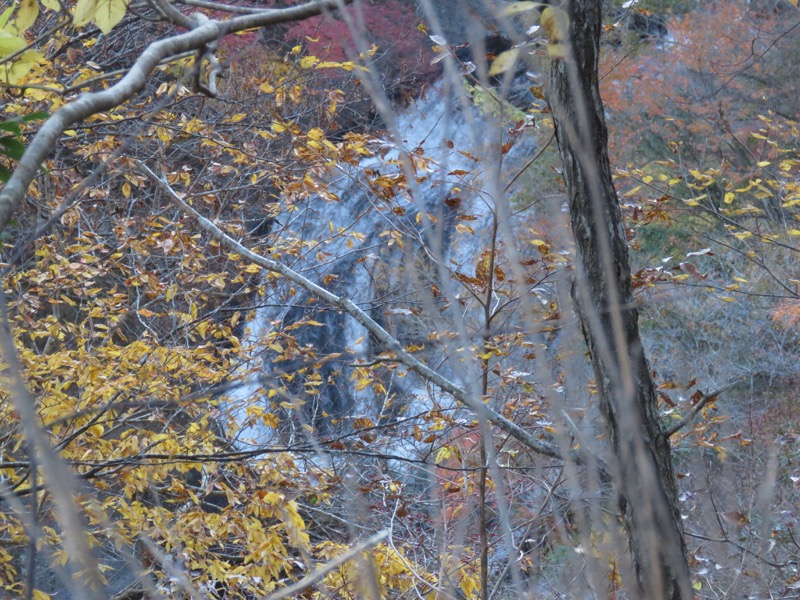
(547, 1), (692, 598)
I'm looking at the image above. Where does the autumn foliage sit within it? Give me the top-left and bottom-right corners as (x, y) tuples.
(0, 0), (798, 598)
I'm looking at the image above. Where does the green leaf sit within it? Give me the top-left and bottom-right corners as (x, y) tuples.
(16, 0), (39, 33)
(22, 111), (48, 123)
(488, 48), (520, 77)
(0, 113), (46, 136)
(0, 121), (21, 135)
(0, 165), (12, 183)
(93, 0), (127, 34)
(0, 137), (26, 160)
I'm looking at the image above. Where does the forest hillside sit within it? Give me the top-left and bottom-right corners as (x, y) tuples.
(0, 0), (797, 598)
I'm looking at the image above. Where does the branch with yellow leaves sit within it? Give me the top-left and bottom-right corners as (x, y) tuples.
(0, 0), (350, 236)
(263, 530), (389, 600)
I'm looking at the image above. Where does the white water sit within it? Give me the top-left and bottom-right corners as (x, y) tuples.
(227, 79), (537, 448)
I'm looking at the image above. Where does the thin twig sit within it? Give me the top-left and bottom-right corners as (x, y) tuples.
(685, 530), (798, 569)
(504, 130), (555, 193)
(662, 379), (742, 438)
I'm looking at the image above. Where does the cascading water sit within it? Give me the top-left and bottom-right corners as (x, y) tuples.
(227, 75), (537, 449)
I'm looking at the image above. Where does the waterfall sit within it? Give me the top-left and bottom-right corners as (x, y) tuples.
(227, 77), (537, 449)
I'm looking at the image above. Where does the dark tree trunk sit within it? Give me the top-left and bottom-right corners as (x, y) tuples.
(547, 2), (692, 598)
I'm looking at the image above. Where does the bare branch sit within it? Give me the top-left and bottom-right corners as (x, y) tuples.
(177, 0), (271, 14)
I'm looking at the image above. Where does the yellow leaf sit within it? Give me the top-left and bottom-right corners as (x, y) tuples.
(299, 55), (318, 69)
(41, 0), (59, 10)
(307, 127), (324, 141)
(501, 1), (543, 16)
(73, 0), (98, 27)
(541, 6), (569, 44)
(16, 0), (39, 33)
(456, 223), (474, 234)
(547, 43), (568, 58)
(488, 48), (520, 77)
(197, 321), (209, 338)
(683, 194), (706, 206)
(723, 192), (734, 204)
(0, 5), (15, 28)
(280, 500), (310, 551)
(435, 446), (453, 463)
(460, 573), (481, 598)
(788, 229), (800, 236)
(92, 0), (127, 33)
(0, 32), (27, 57)
(623, 185), (642, 197)
(0, 49), (43, 83)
